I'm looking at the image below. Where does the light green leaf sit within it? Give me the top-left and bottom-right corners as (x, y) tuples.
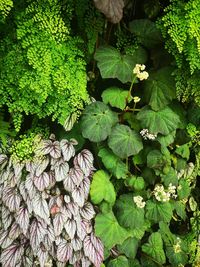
(174, 201), (186, 220)
(157, 131), (176, 147)
(108, 256), (129, 267)
(81, 101), (118, 142)
(90, 170), (116, 205)
(137, 106), (180, 135)
(95, 212), (131, 249)
(117, 237), (139, 259)
(175, 143), (190, 160)
(144, 67), (176, 111)
(146, 200), (173, 223)
(108, 124), (143, 159)
(177, 180), (191, 199)
(115, 194), (145, 229)
(95, 46), (147, 83)
(102, 87), (130, 110)
(129, 19), (162, 48)
(98, 148), (128, 179)
(161, 167), (178, 186)
(142, 232), (166, 264)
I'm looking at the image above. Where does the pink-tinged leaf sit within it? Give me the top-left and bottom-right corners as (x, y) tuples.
(83, 233), (104, 267)
(35, 157), (49, 177)
(76, 219), (89, 241)
(16, 207), (29, 235)
(81, 257), (91, 267)
(75, 149), (94, 176)
(0, 243), (24, 267)
(32, 193), (50, 224)
(57, 239), (73, 263)
(71, 236), (82, 251)
(9, 222), (21, 240)
(19, 182), (28, 201)
(69, 251), (83, 265)
(67, 202), (79, 216)
(53, 212), (66, 236)
(72, 185), (85, 207)
(26, 195), (33, 213)
(60, 139), (75, 161)
(22, 247), (34, 267)
(50, 141), (61, 159)
(64, 218), (77, 239)
(80, 202), (95, 220)
(33, 172), (50, 191)
(2, 187), (21, 212)
(30, 219), (47, 253)
(25, 174), (37, 199)
(63, 174), (76, 192)
(2, 205), (13, 229)
(64, 195), (71, 204)
(81, 177), (91, 199)
(13, 162), (24, 180)
(48, 171), (56, 189)
(0, 230), (13, 249)
(37, 245), (49, 267)
(55, 161), (69, 182)
(40, 140), (53, 155)
(43, 225), (55, 250)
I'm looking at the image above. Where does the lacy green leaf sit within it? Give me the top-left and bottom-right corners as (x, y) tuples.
(129, 19), (162, 48)
(146, 200), (173, 223)
(90, 170), (116, 205)
(98, 148), (128, 179)
(115, 194), (145, 229)
(142, 232), (166, 265)
(108, 256), (129, 267)
(81, 101), (118, 142)
(95, 212), (131, 249)
(144, 67), (176, 111)
(137, 106), (180, 135)
(117, 237), (139, 259)
(102, 87), (130, 110)
(95, 46), (147, 83)
(108, 124), (143, 159)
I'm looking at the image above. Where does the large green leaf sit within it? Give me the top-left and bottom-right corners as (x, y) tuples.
(146, 200), (173, 223)
(129, 19), (162, 48)
(115, 194), (145, 229)
(137, 106), (180, 135)
(117, 237), (139, 259)
(95, 212), (131, 249)
(95, 46), (147, 83)
(142, 232), (166, 265)
(144, 67), (176, 111)
(90, 170), (116, 205)
(81, 101), (118, 142)
(108, 124), (143, 159)
(102, 87), (130, 110)
(98, 148), (128, 179)
(108, 256), (129, 267)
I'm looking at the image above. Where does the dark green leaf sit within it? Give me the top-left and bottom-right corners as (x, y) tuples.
(146, 200), (173, 223)
(177, 180), (191, 199)
(102, 87), (130, 110)
(117, 237), (139, 259)
(108, 256), (129, 267)
(174, 201), (186, 220)
(175, 143), (190, 160)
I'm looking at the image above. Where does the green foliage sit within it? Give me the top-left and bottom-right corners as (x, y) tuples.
(102, 87), (130, 110)
(0, 0), (13, 22)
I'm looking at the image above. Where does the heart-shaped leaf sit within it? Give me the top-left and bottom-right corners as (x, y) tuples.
(102, 87), (130, 110)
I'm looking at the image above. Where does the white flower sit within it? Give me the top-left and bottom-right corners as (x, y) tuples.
(133, 96), (141, 103)
(133, 64), (149, 81)
(140, 129), (157, 141)
(133, 196), (146, 208)
(153, 184), (170, 202)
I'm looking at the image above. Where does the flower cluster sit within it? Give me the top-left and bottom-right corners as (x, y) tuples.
(133, 64), (149, 81)
(173, 238), (182, 254)
(0, 135), (104, 267)
(140, 129), (157, 140)
(133, 196), (146, 208)
(153, 183), (177, 202)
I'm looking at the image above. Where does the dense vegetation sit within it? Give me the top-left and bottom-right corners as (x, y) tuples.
(0, 0), (199, 266)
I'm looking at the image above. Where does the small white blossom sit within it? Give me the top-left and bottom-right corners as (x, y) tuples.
(133, 64), (149, 81)
(140, 129), (157, 141)
(133, 96), (141, 103)
(168, 183), (177, 199)
(133, 196), (146, 208)
(153, 184), (170, 202)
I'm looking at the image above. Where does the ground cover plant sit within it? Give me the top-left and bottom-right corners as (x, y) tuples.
(0, 0), (200, 266)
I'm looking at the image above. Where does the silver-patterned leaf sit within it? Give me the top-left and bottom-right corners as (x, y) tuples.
(7, 171), (20, 188)
(25, 174), (37, 199)
(43, 225), (55, 250)
(69, 250), (83, 265)
(76, 220), (88, 241)
(60, 139), (75, 161)
(32, 194), (50, 224)
(81, 257), (91, 267)
(48, 171), (56, 189)
(0, 243), (24, 267)
(75, 149), (94, 176)
(64, 218), (77, 239)
(33, 172), (50, 191)
(30, 219), (47, 253)
(0, 154), (8, 170)
(80, 177), (90, 199)
(67, 202), (79, 216)
(53, 212), (66, 236)
(35, 157), (49, 177)
(16, 207), (29, 235)
(83, 233), (104, 267)
(13, 162), (24, 180)
(71, 236), (82, 251)
(19, 182), (28, 201)
(2, 205), (13, 229)
(55, 162), (69, 182)
(50, 141), (61, 159)
(9, 222), (21, 240)
(80, 202), (95, 220)
(2, 187), (21, 212)
(40, 140), (53, 155)
(0, 230), (13, 249)
(37, 245), (49, 267)
(57, 240), (73, 263)
(72, 185), (85, 207)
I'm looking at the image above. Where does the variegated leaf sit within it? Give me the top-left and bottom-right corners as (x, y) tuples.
(55, 162), (69, 182)
(76, 219), (89, 241)
(16, 207), (29, 235)
(43, 225), (55, 250)
(7, 171), (20, 188)
(0, 154), (8, 170)
(75, 149), (94, 176)
(2, 187), (21, 212)
(32, 194), (50, 224)
(72, 185), (85, 207)
(67, 202), (79, 216)
(0, 243), (24, 267)
(64, 218), (77, 239)
(69, 250), (83, 265)
(60, 139), (75, 161)
(9, 222), (21, 240)
(30, 219), (47, 253)
(57, 240), (73, 263)
(40, 140), (53, 155)
(0, 230), (13, 249)
(37, 245), (49, 267)
(63, 174), (76, 192)
(2, 205), (13, 229)
(53, 212), (66, 236)
(80, 202), (95, 220)
(48, 171), (56, 189)
(50, 141), (61, 159)
(83, 233), (104, 267)
(33, 172), (50, 191)
(18, 182), (28, 201)
(13, 162), (24, 180)
(35, 157), (49, 177)
(25, 174), (37, 199)
(81, 257), (91, 267)
(71, 236), (82, 251)
(80, 177), (90, 199)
